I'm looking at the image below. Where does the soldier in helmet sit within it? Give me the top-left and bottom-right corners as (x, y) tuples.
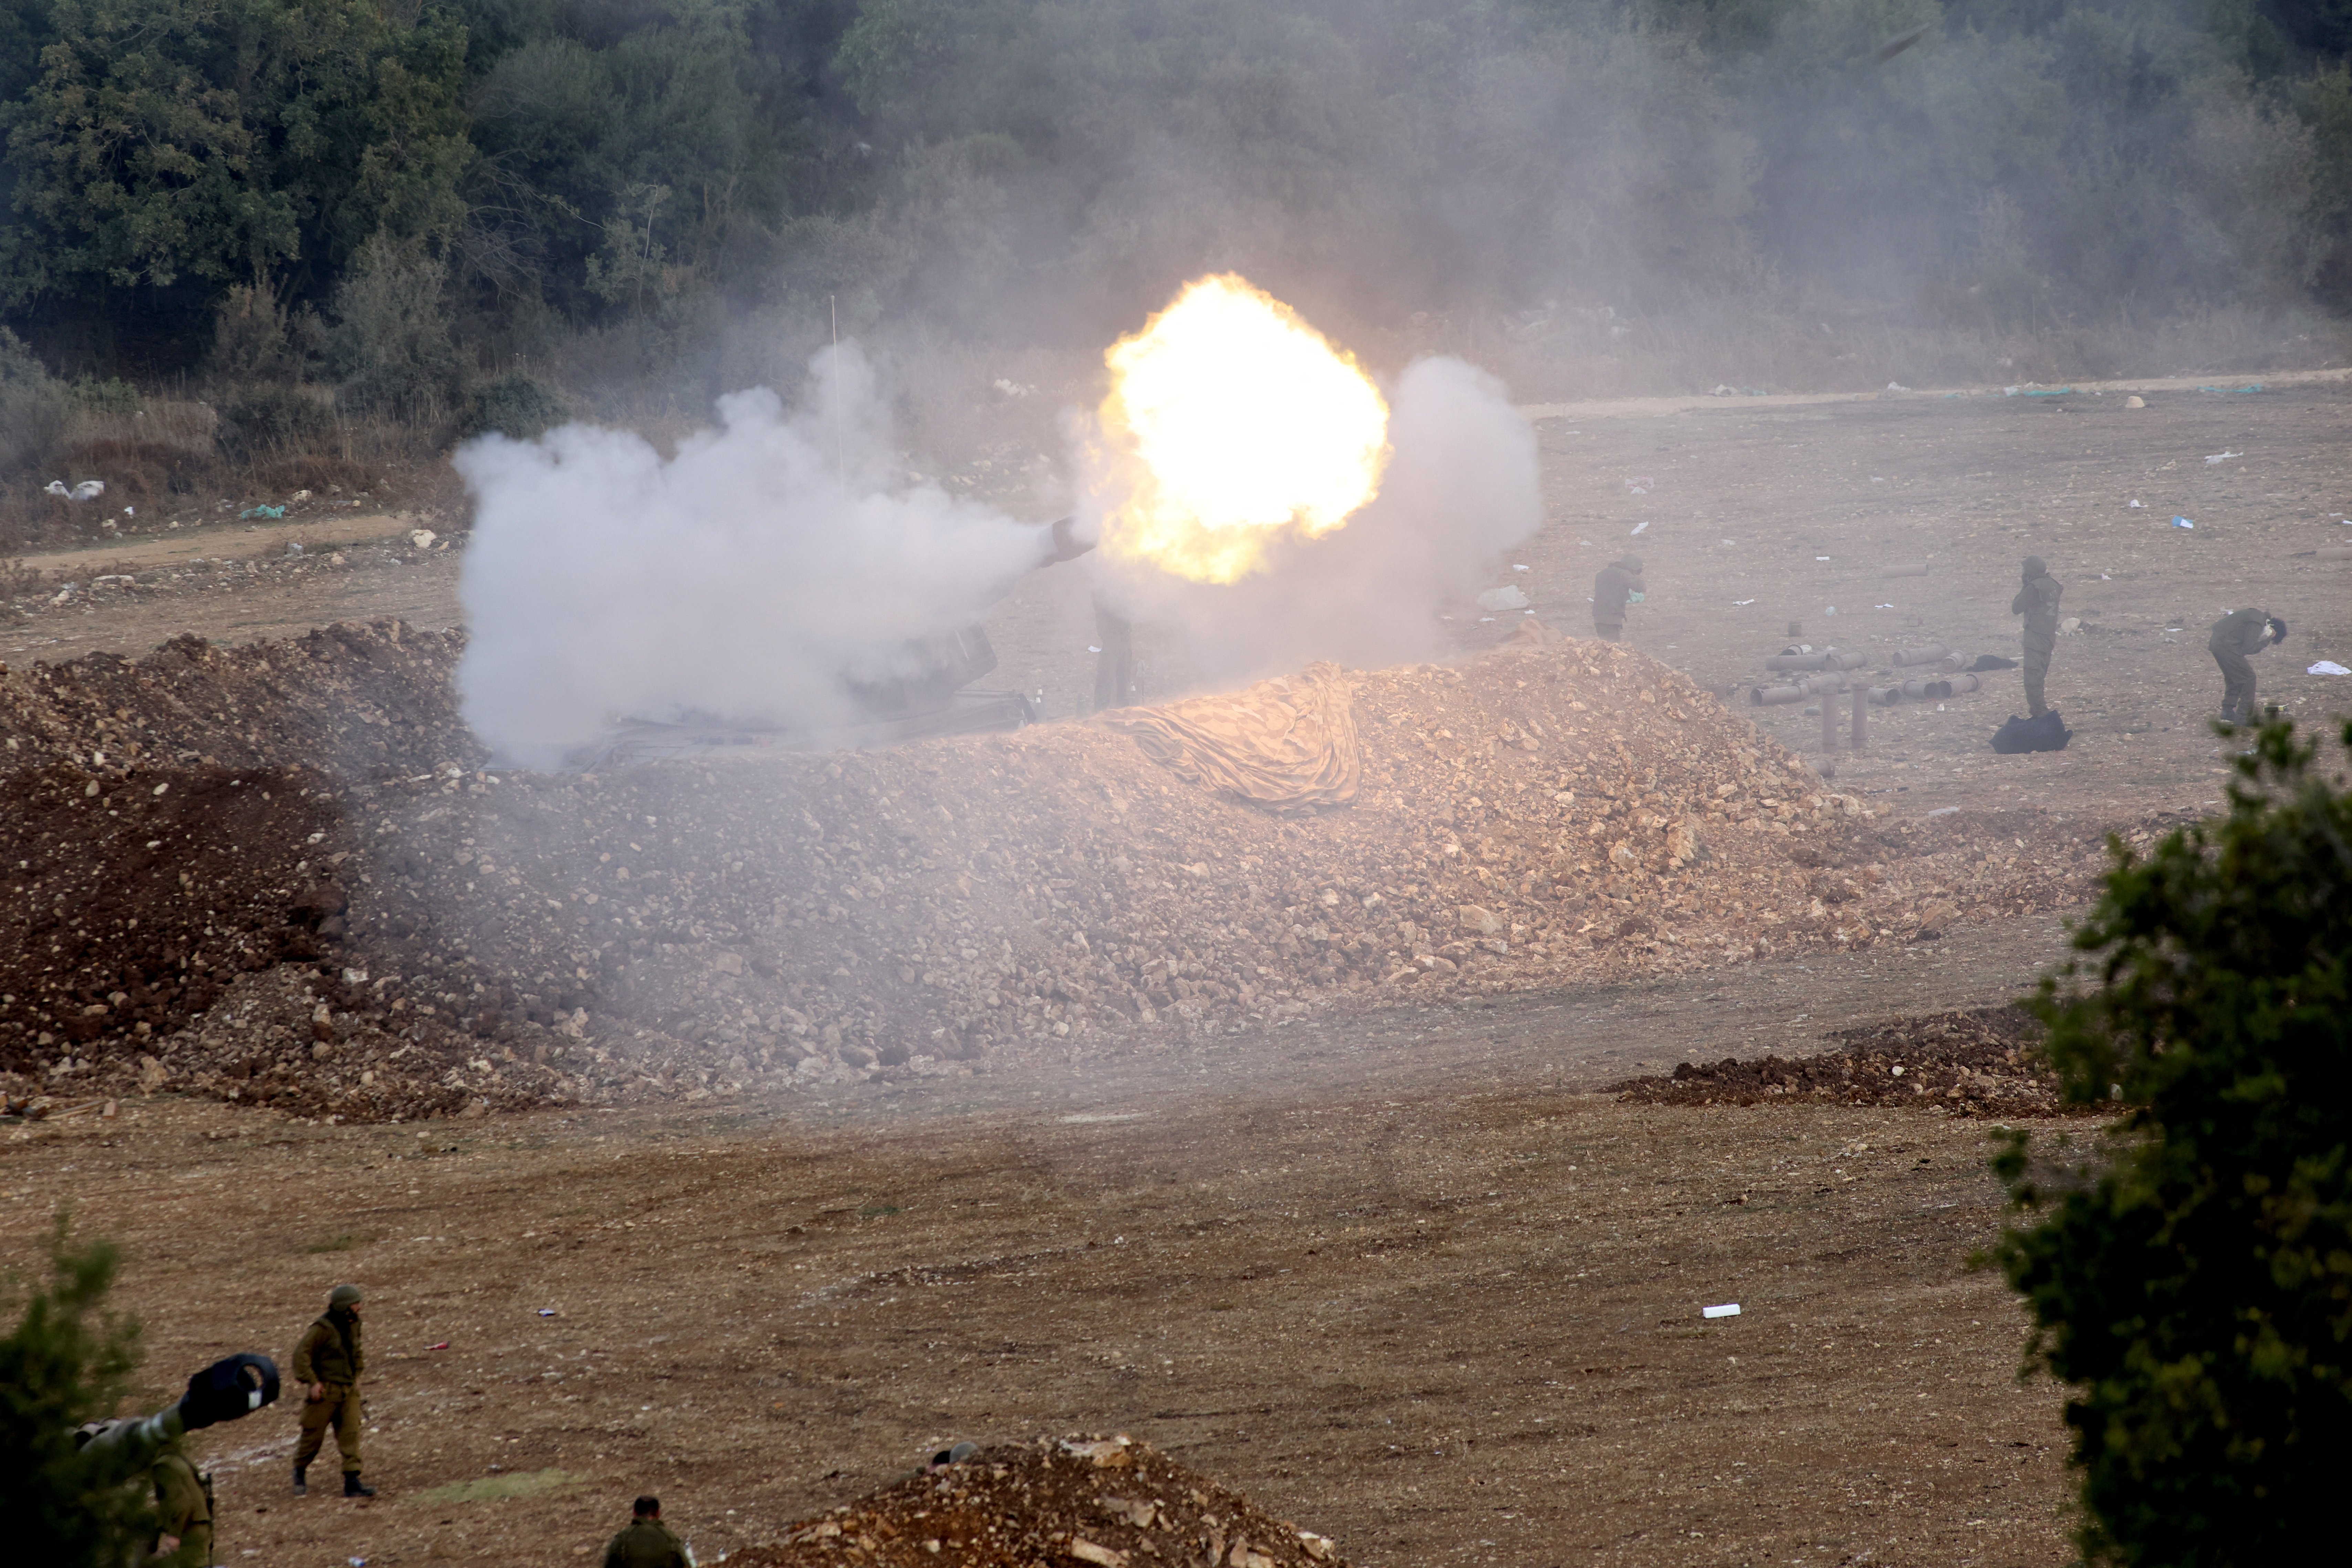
(2208, 608), (2287, 724)
(1591, 554), (1645, 641)
(2010, 556), (2063, 718)
(291, 1284), (373, 1498)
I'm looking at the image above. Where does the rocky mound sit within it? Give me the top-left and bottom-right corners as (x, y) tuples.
(1610, 1005), (2103, 1117)
(0, 623), (2125, 1121)
(728, 1434), (1344, 1568)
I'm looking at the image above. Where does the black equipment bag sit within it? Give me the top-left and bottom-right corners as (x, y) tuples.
(1991, 711), (2071, 754)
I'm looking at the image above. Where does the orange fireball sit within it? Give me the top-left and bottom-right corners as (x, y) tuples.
(1093, 275), (1390, 583)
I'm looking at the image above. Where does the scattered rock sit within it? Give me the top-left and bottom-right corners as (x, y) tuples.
(728, 1434), (1349, 1568)
(0, 623), (2133, 1121)
(1611, 1005), (2104, 1117)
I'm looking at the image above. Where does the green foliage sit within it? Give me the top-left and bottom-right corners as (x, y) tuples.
(0, 0), (472, 316)
(0, 325), (71, 472)
(464, 371), (569, 439)
(0, 1215), (151, 1568)
(203, 284), (324, 386)
(216, 383), (335, 461)
(1, 0), (2349, 385)
(328, 230), (464, 420)
(69, 375), (140, 415)
(1994, 717), (2352, 1564)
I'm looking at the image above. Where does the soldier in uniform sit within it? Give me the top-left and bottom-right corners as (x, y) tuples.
(1591, 554), (1645, 641)
(291, 1284), (373, 1498)
(2208, 608), (2288, 723)
(152, 1432), (212, 1567)
(604, 1495), (695, 1568)
(2010, 556), (2063, 718)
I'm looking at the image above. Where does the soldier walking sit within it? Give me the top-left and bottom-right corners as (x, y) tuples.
(604, 1495), (695, 1568)
(2010, 556), (2062, 718)
(2208, 608), (2288, 723)
(151, 1433), (212, 1566)
(1591, 554), (1645, 641)
(291, 1284), (374, 1498)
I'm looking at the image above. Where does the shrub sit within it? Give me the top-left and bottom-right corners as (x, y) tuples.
(204, 285), (324, 387)
(0, 1217), (150, 1568)
(68, 377), (142, 417)
(328, 232), (464, 424)
(1994, 717), (2352, 1564)
(216, 385), (336, 463)
(0, 329), (72, 475)
(464, 374), (570, 441)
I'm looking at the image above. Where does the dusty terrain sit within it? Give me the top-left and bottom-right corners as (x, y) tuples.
(3, 372), (2348, 1566)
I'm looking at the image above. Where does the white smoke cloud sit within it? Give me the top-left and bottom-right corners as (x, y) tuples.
(454, 346), (1050, 769)
(455, 348), (1535, 768)
(1082, 354), (1542, 682)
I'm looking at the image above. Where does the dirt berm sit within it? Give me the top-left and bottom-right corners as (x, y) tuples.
(729, 1433), (1345, 1568)
(0, 621), (2124, 1121)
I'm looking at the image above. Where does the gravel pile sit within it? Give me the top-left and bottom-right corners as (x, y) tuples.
(1611, 1005), (2101, 1117)
(0, 621), (2129, 1121)
(728, 1434), (1345, 1568)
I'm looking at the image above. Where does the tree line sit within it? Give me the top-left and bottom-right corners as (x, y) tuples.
(0, 0), (2347, 421)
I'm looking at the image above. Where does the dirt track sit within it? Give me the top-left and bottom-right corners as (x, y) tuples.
(5, 377), (2349, 1565)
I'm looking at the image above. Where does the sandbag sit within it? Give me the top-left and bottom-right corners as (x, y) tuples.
(1991, 711), (2071, 754)
(1097, 661), (1359, 810)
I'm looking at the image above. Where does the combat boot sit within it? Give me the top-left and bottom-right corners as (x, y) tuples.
(292, 1466), (307, 1497)
(343, 1473), (376, 1498)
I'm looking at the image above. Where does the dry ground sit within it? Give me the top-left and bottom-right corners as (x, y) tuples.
(7, 371), (2349, 1566)
(8, 915), (2083, 1568)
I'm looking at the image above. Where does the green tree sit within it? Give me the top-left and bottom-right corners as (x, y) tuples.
(329, 229), (463, 419)
(0, 0), (471, 325)
(1995, 717), (2352, 1564)
(0, 1216), (150, 1568)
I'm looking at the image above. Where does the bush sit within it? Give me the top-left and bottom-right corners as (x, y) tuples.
(1994, 717), (2352, 1564)
(68, 377), (142, 417)
(216, 385), (336, 463)
(0, 329), (72, 475)
(328, 232), (464, 425)
(464, 374), (570, 441)
(0, 1216), (150, 1568)
(204, 285), (324, 388)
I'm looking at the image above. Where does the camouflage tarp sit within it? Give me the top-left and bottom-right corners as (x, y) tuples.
(1095, 662), (1358, 810)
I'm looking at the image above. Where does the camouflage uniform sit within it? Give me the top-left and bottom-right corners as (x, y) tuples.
(291, 1293), (366, 1486)
(1592, 555), (1645, 641)
(604, 1516), (694, 1568)
(2010, 557), (2062, 718)
(152, 1439), (212, 1567)
(2209, 607), (2279, 722)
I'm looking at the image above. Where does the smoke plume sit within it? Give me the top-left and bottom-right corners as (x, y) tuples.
(454, 346), (1049, 769)
(456, 345), (1537, 767)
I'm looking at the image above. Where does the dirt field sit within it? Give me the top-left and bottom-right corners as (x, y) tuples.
(10, 924), (2085, 1568)
(4, 372), (2349, 1566)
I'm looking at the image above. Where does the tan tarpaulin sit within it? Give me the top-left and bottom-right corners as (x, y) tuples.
(1096, 661), (1359, 810)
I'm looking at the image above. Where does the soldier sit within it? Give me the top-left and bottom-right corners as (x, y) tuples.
(152, 1432), (212, 1567)
(291, 1284), (373, 1498)
(1591, 554), (1645, 641)
(604, 1495), (695, 1568)
(2010, 556), (2063, 718)
(2208, 608), (2288, 723)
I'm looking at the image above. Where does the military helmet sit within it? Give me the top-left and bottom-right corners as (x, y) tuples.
(2022, 556), (2047, 578)
(329, 1283), (364, 1307)
(1620, 554), (1644, 573)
